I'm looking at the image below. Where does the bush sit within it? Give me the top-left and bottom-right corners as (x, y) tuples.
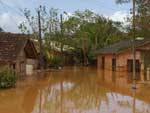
(0, 68), (17, 89)
(50, 56), (63, 69)
(88, 51), (97, 65)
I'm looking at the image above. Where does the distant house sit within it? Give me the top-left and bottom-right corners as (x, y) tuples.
(0, 32), (38, 76)
(96, 39), (150, 73)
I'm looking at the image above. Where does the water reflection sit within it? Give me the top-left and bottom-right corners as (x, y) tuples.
(0, 67), (150, 113)
(98, 69), (150, 113)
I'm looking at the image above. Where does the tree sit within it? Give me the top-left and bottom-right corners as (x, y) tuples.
(116, 0), (150, 39)
(18, 7), (126, 66)
(63, 10), (126, 65)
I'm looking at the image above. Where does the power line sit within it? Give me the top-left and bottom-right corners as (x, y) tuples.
(0, 0), (19, 27)
(0, 0), (24, 17)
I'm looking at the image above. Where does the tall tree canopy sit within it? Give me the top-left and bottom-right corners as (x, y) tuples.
(19, 7), (126, 65)
(62, 10), (126, 65)
(116, 0), (150, 39)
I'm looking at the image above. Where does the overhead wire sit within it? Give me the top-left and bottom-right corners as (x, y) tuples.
(0, 0), (20, 27)
(1, 0), (24, 17)
(0, 0), (131, 32)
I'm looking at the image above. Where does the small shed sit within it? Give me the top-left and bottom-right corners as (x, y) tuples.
(0, 32), (38, 76)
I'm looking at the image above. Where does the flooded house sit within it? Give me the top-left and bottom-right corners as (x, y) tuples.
(96, 39), (150, 78)
(0, 33), (38, 76)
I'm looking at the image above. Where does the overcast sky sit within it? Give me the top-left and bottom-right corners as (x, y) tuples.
(0, 0), (131, 33)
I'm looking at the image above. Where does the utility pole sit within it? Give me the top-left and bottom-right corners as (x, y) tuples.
(60, 14), (63, 35)
(38, 5), (43, 69)
(132, 0), (136, 88)
(60, 13), (63, 53)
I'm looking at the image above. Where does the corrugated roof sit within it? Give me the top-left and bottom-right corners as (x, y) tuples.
(96, 39), (150, 54)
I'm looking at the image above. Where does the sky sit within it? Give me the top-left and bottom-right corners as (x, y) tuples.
(0, 0), (132, 33)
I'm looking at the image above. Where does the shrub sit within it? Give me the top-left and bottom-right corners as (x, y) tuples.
(50, 56), (63, 69)
(88, 51), (97, 65)
(0, 67), (17, 89)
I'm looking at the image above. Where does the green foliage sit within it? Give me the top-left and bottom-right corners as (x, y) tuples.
(0, 68), (17, 89)
(116, 0), (150, 39)
(18, 22), (30, 34)
(49, 56), (63, 69)
(63, 10), (126, 65)
(88, 51), (97, 65)
(19, 7), (127, 66)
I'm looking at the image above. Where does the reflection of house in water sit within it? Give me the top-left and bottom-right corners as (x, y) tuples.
(97, 69), (133, 95)
(97, 69), (150, 103)
(97, 69), (150, 113)
(31, 68), (150, 113)
(96, 39), (150, 81)
(1, 67), (150, 113)
(0, 32), (38, 76)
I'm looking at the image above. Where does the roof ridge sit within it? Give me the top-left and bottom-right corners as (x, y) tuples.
(96, 38), (149, 54)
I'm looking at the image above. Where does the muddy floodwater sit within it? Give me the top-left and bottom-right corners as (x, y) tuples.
(0, 67), (150, 113)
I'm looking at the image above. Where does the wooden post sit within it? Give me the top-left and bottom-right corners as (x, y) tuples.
(132, 0), (136, 88)
(147, 67), (150, 80)
(60, 14), (63, 53)
(132, 90), (136, 113)
(38, 5), (43, 69)
(140, 61), (145, 81)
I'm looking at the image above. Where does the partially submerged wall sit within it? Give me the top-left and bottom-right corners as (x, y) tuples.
(97, 51), (141, 72)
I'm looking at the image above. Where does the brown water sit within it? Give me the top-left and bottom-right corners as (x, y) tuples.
(0, 67), (150, 113)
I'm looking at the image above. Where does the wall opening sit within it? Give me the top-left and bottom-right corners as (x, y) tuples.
(10, 63), (16, 70)
(112, 58), (116, 71)
(127, 59), (140, 72)
(101, 56), (105, 69)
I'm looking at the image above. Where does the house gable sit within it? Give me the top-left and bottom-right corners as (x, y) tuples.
(24, 40), (38, 59)
(0, 32), (38, 62)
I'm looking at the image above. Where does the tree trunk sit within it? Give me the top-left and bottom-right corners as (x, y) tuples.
(83, 50), (89, 66)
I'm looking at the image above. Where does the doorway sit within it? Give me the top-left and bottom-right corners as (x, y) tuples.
(101, 56), (105, 69)
(112, 58), (116, 71)
(127, 59), (140, 72)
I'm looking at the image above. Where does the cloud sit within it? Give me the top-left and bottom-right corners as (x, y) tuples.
(109, 11), (131, 23)
(0, 11), (131, 33)
(0, 12), (25, 33)
(0, 0), (19, 7)
(63, 12), (73, 20)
